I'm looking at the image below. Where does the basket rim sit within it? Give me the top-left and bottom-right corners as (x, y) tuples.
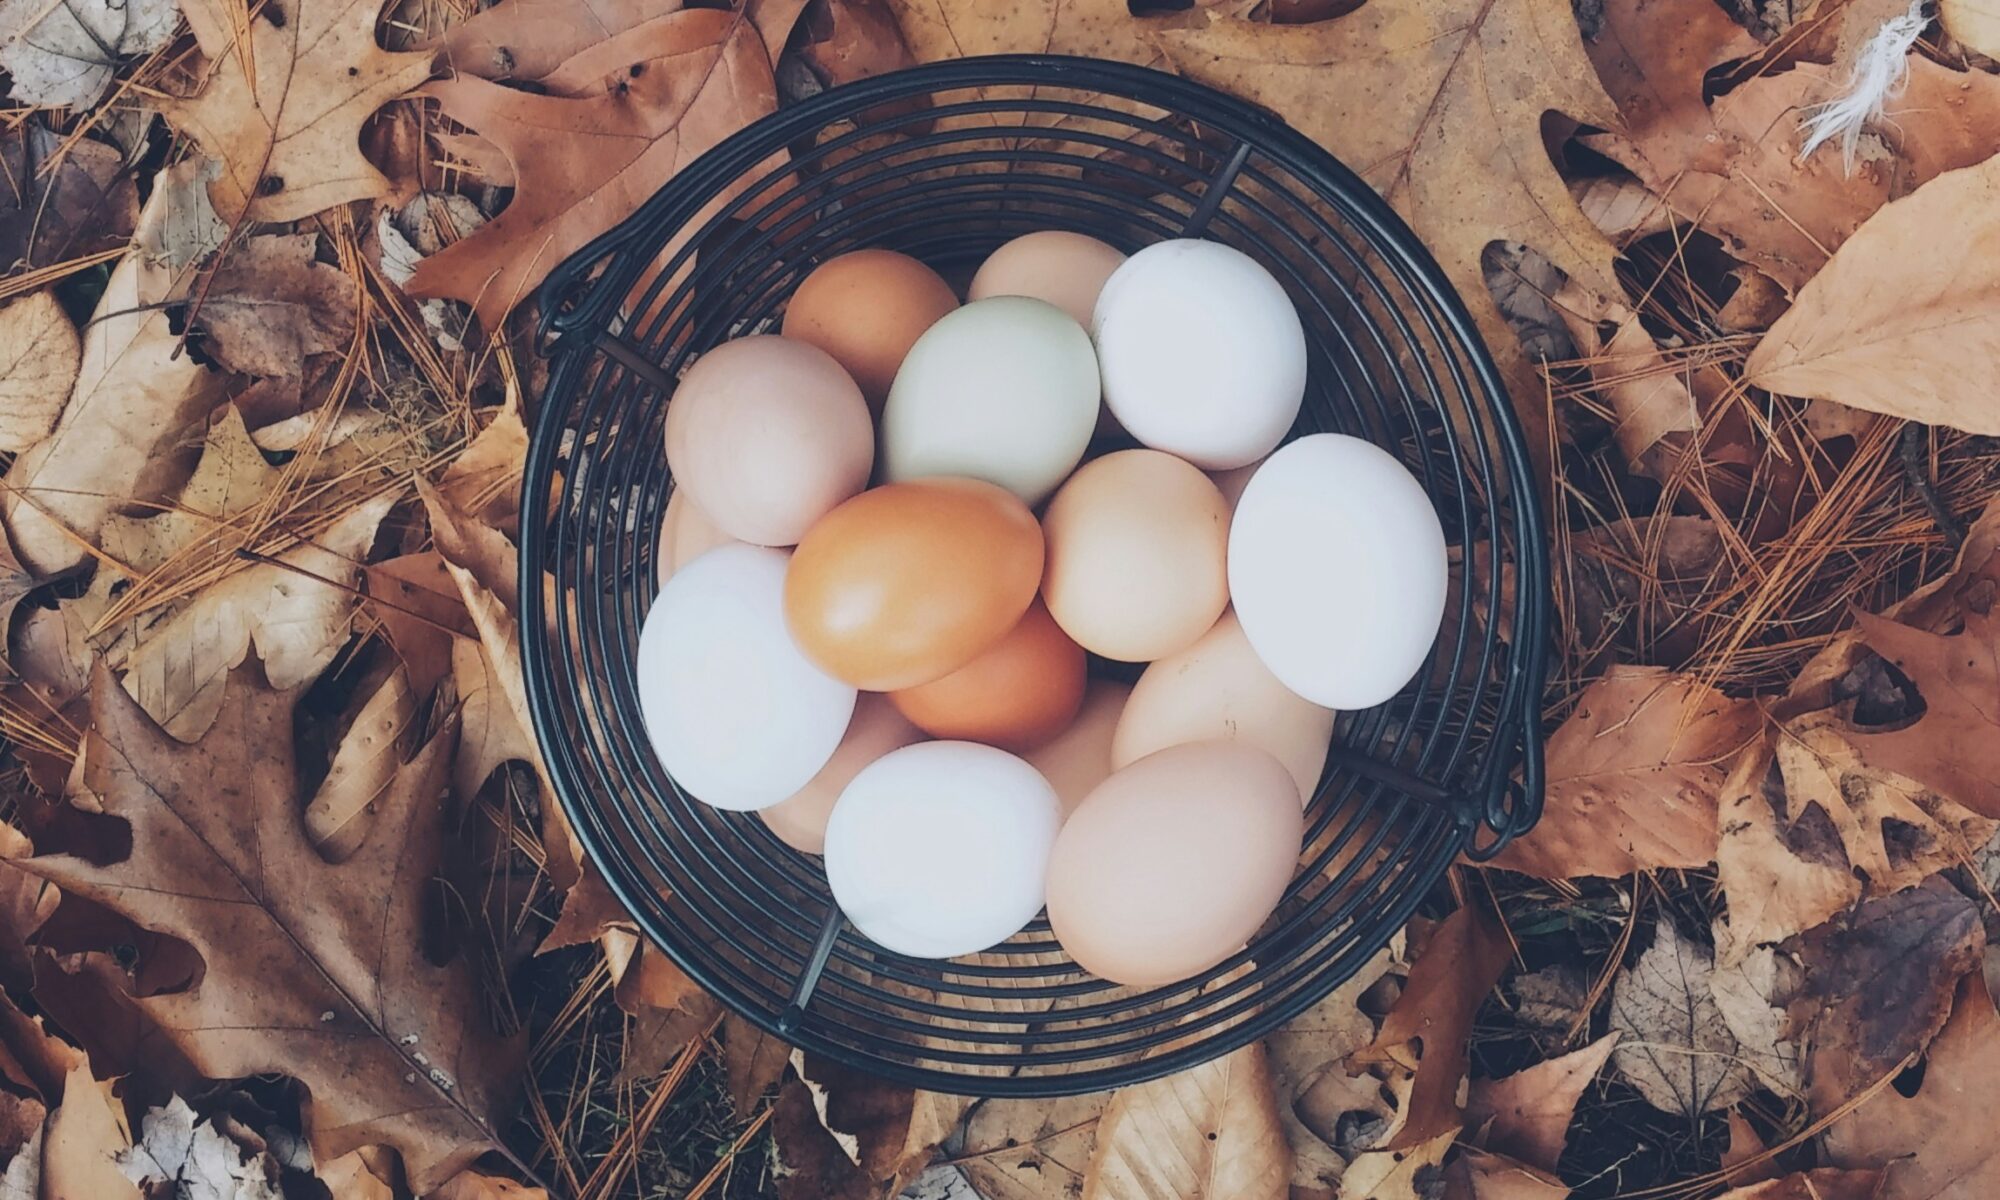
(520, 52), (1550, 1096)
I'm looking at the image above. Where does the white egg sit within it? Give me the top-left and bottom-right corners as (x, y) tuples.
(636, 543), (857, 811)
(1092, 239), (1307, 470)
(1228, 434), (1447, 709)
(881, 297), (1100, 506)
(824, 741), (1061, 959)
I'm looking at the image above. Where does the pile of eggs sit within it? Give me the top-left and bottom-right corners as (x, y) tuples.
(638, 232), (1448, 987)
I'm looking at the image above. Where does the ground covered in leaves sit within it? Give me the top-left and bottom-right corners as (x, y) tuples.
(0, 0), (1997, 1196)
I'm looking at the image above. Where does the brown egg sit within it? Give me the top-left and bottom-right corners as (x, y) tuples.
(758, 694), (924, 854)
(1024, 680), (1130, 817)
(1041, 449), (1231, 662)
(785, 478), (1044, 691)
(890, 601), (1085, 752)
(968, 231), (1127, 328)
(1047, 742), (1303, 987)
(781, 249), (958, 409)
(656, 489), (737, 586)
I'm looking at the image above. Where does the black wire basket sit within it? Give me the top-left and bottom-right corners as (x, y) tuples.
(521, 55), (1548, 1096)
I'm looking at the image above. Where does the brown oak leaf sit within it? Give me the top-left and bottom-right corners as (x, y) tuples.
(1823, 973), (2000, 1200)
(956, 1091), (1108, 1200)
(436, 0), (684, 81)
(1486, 666), (1760, 880)
(1585, 0), (1759, 177)
(1713, 1171), (1885, 1200)
(1084, 1044), (1291, 1200)
(0, 124), (138, 273)
(11, 667), (524, 1192)
(159, 0), (434, 225)
(410, 9), (778, 330)
(771, 1056), (968, 1200)
(1841, 606), (2000, 817)
(1714, 734), (1860, 964)
(190, 235), (359, 378)
(1466, 1034), (1618, 1172)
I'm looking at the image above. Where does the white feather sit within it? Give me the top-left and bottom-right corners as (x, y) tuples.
(1798, 0), (1930, 173)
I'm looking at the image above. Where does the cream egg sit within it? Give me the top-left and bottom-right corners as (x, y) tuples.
(1023, 679), (1130, 818)
(1092, 239), (1306, 470)
(824, 742), (1061, 959)
(969, 231), (1127, 327)
(635, 544), (856, 811)
(881, 296), (1100, 506)
(1229, 433), (1448, 709)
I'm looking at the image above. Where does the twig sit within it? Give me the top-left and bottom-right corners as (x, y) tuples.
(1899, 422), (1964, 551)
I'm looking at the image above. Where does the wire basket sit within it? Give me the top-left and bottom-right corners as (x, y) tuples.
(521, 55), (1547, 1096)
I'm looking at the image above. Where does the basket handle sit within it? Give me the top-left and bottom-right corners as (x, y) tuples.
(1460, 706), (1544, 861)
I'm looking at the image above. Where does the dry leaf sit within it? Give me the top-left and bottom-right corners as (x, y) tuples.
(957, 1092), (1108, 1200)
(886, 0), (1172, 76)
(436, 0), (682, 80)
(159, 0), (434, 224)
(119, 1095), (285, 1200)
(1713, 1171), (1884, 1200)
(96, 405), (277, 575)
(1586, 0), (1759, 177)
(1337, 1127), (1455, 1200)
(1160, 0), (1622, 449)
(1352, 905), (1510, 1150)
(1721, 1110), (1777, 1184)
(799, 0), (915, 90)
(1829, 607), (2000, 816)
(0, 0), (176, 108)
(1608, 923), (1759, 1118)
(306, 666), (420, 859)
(721, 1016), (790, 1113)
(773, 1056), (968, 1200)
(429, 1168), (551, 1199)
(0, 292), (76, 456)
(1790, 881), (1983, 1116)
(1745, 155), (2000, 435)
(411, 9), (778, 330)
(1465, 1034), (1617, 1172)
(436, 405), (528, 533)
(1084, 1044), (1290, 1200)
(1, 172), (224, 576)
(1824, 973), (2000, 1199)
(44, 1064), (139, 1200)
(1445, 1148), (1569, 1200)
(1551, 283), (1707, 482)
(190, 235), (359, 378)
(1707, 944), (1802, 1099)
(120, 491), (397, 742)
(1266, 941), (1402, 1192)
(1941, 0), (2000, 58)
(313, 1147), (398, 1200)
(363, 552), (467, 698)
(1487, 666), (1759, 880)
(1570, 175), (1674, 243)
(1886, 57), (2000, 194)
(15, 668), (523, 1192)
(0, 1123), (36, 1200)
(135, 156), (230, 273)
(0, 124), (138, 273)
(1715, 734), (1859, 963)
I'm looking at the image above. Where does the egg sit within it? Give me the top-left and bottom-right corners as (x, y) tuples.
(882, 297), (1100, 506)
(636, 544), (857, 811)
(890, 600), (1085, 752)
(825, 741), (1062, 958)
(1230, 433), (1448, 709)
(662, 335), (872, 546)
(1046, 742), (1302, 987)
(1092, 239), (1307, 470)
(969, 231), (1127, 327)
(1040, 449), (1230, 662)
(1114, 610), (1334, 803)
(785, 477), (1045, 691)
(782, 249), (958, 409)
(758, 694), (925, 855)
(1208, 460), (1262, 513)
(1023, 679), (1129, 817)
(656, 488), (736, 585)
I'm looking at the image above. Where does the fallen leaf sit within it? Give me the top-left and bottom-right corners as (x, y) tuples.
(313, 1147), (398, 1200)
(0, 124), (139, 273)
(1790, 881), (1983, 1116)
(1608, 922), (1759, 1118)
(1824, 973), (2000, 1199)
(1571, 174), (1675, 244)
(95, 405), (278, 576)
(1466, 1034), (1618, 1172)
(957, 1092), (1107, 1200)
(1551, 283), (1707, 484)
(1352, 905), (1511, 1150)
(1707, 944), (1803, 1099)
(376, 194), (487, 353)
(119, 490), (397, 742)
(363, 552), (467, 698)
(436, 0), (681, 80)
(305, 665), (420, 859)
(189, 235), (359, 378)
(0, 1123), (36, 1200)
(1160, 0), (1623, 447)
(1745, 155), (2000, 436)
(1715, 734), (1860, 962)
(1567, 516), (1731, 670)
(0, 0), (177, 108)
(1716, 268), (1790, 334)
(15, 668), (523, 1191)
(1586, 0), (1759, 177)
(0, 292), (79, 453)
(1444, 1148), (1569, 1200)
(1487, 666), (1760, 880)
(799, 0), (915, 91)
(774, 1055), (968, 1200)
(1337, 1127), (1455, 1200)
(1267, 941), (1402, 1192)
(1084, 1043), (1290, 1200)
(886, 0), (1171, 77)
(118, 1095), (283, 1200)
(44, 1064), (139, 1200)
(721, 1015), (791, 1113)
(1714, 1171), (1884, 1200)
(1, 171), (225, 576)
(1881, 57), (2000, 195)
(436, 405), (528, 534)
(134, 156), (230, 273)
(159, 0), (435, 224)
(1721, 1109), (1777, 1184)
(1941, 0), (2000, 58)
(411, 9), (778, 330)
(430, 1168), (551, 1199)
(1826, 607), (2000, 817)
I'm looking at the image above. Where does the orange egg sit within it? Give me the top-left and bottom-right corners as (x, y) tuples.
(784, 478), (1044, 691)
(781, 250), (958, 410)
(890, 601), (1085, 751)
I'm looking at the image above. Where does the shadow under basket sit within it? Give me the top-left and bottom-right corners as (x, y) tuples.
(521, 55), (1549, 1096)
